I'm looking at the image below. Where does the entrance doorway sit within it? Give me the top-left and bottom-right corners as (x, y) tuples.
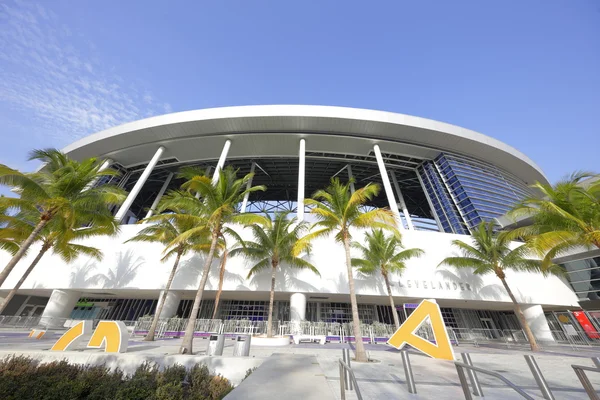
(480, 318), (499, 338)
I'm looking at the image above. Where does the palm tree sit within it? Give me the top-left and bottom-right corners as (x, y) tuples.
(230, 212), (318, 337)
(162, 166), (265, 354)
(304, 178), (396, 362)
(0, 214), (112, 314)
(351, 229), (423, 329)
(0, 149), (125, 286)
(505, 172), (600, 265)
(125, 211), (211, 341)
(211, 233), (228, 320)
(439, 221), (563, 352)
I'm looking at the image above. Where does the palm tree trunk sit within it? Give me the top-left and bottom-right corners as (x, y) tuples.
(267, 260), (277, 338)
(343, 232), (367, 362)
(145, 250), (182, 341)
(180, 227), (220, 354)
(211, 249), (228, 320)
(0, 218), (49, 287)
(382, 272), (400, 330)
(0, 244), (50, 314)
(498, 274), (540, 352)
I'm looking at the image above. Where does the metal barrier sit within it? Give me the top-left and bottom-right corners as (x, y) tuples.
(571, 364), (600, 400)
(401, 351), (416, 394)
(455, 362), (534, 400)
(341, 349), (353, 390)
(524, 355), (554, 400)
(338, 358), (362, 400)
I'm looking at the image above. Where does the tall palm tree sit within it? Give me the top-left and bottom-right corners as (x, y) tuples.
(230, 212), (318, 337)
(0, 149), (125, 286)
(163, 166), (265, 354)
(351, 229), (423, 329)
(0, 214), (113, 314)
(125, 210), (211, 341)
(505, 172), (600, 265)
(303, 178), (396, 362)
(439, 221), (563, 352)
(211, 233), (228, 320)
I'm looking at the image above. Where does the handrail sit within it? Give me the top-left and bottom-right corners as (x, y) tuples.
(454, 362), (534, 400)
(338, 359), (363, 400)
(571, 364), (600, 400)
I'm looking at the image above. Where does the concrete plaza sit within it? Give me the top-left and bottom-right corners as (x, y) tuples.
(1, 330), (600, 399)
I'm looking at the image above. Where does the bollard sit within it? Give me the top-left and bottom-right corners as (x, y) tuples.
(401, 351), (417, 394)
(593, 357), (600, 369)
(342, 348), (353, 390)
(461, 353), (483, 396)
(524, 355), (554, 400)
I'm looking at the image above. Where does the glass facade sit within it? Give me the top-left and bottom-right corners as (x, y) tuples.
(418, 153), (533, 233)
(562, 256), (600, 301)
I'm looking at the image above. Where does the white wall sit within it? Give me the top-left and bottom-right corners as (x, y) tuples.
(0, 225), (580, 308)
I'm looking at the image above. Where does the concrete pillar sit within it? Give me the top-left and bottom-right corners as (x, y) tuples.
(347, 165), (355, 194)
(156, 290), (181, 319)
(290, 293), (307, 321)
(145, 172), (173, 219)
(115, 146), (165, 222)
(240, 162), (256, 213)
(373, 144), (403, 230)
(390, 170), (414, 230)
(297, 139), (306, 222)
(212, 140), (231, 185)
(522, 304), (555, 342)
(40, 289), (81, 328)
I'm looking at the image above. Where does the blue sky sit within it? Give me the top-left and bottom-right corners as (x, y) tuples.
(0, 0), (598, 183)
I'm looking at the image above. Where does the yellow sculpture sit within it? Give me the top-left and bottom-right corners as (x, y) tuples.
(50, 320), (128, 353)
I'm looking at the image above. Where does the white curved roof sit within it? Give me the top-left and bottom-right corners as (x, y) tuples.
(63, 105), (547, 184)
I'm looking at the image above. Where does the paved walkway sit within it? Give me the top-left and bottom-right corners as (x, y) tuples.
(225, 353), (335, 400)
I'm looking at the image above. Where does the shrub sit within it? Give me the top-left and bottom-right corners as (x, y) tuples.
(0, 356), (236, 400)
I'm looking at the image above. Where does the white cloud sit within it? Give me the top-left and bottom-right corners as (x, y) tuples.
(0, 1), (171, 144)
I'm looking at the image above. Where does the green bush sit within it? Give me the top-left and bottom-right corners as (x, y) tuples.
(0, 356), (235, 400)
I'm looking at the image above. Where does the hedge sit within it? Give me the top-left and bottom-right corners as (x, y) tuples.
(0, 355), (236, 400)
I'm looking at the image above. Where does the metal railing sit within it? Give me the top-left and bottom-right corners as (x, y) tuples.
(454, 362), (534, 400)
(0, 316), (138, 333)
(339, 358), (362, 400)
(571, 364), (600, 400)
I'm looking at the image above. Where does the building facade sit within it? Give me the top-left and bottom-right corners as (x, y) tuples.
(0, 105), (580, 339)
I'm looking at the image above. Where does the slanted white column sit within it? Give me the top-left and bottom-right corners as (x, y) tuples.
(373, 144), (403, 230)
(390, 171), (414, 230)
(156, 290), (182, 319)
(290, 293), (307, 321)
(522, 304), (555, 342)
(145, 172), (174, 219)
(240, 162), (256, 213)
(115, 146), (165, 222)
(297, 139), (306, 222)
(347, 165), (356, 194)
(212, 140), (231, 185)
(40, 289), (81, 328)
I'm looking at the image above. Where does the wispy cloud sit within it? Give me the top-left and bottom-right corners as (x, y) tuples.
(0, 1), (172, 144)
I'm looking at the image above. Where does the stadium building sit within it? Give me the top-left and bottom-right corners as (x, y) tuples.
(0, 105), (583, 341)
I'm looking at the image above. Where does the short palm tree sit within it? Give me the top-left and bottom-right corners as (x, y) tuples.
(352, 229), (423, 329)
(0, 149), (125, 286)
(163, 166), (265, 354)
(0, 214), (112, 314)
(505, 172), (600, 265)
(126, 209), (212, 341)
(439, 221), (563, 352)
(304, 178), (396, 362)
(230, 212), (318, 337)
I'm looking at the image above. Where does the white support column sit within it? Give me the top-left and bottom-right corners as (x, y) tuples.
(115, 146), (165, 222)
(390, 170), (414, 230)
(211, 140), (231, 185)
(240, 162), (256, 213)
(297, 139), (306, 222)
(373, 144), (403, 230)
(290, 293), (307, 322)
(156, 290), (182, 319)
(145, 172), (174, 219)
(40, 289), (81, 328)
(347, 165), (356, 194)
(522, 304), (555, 342)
